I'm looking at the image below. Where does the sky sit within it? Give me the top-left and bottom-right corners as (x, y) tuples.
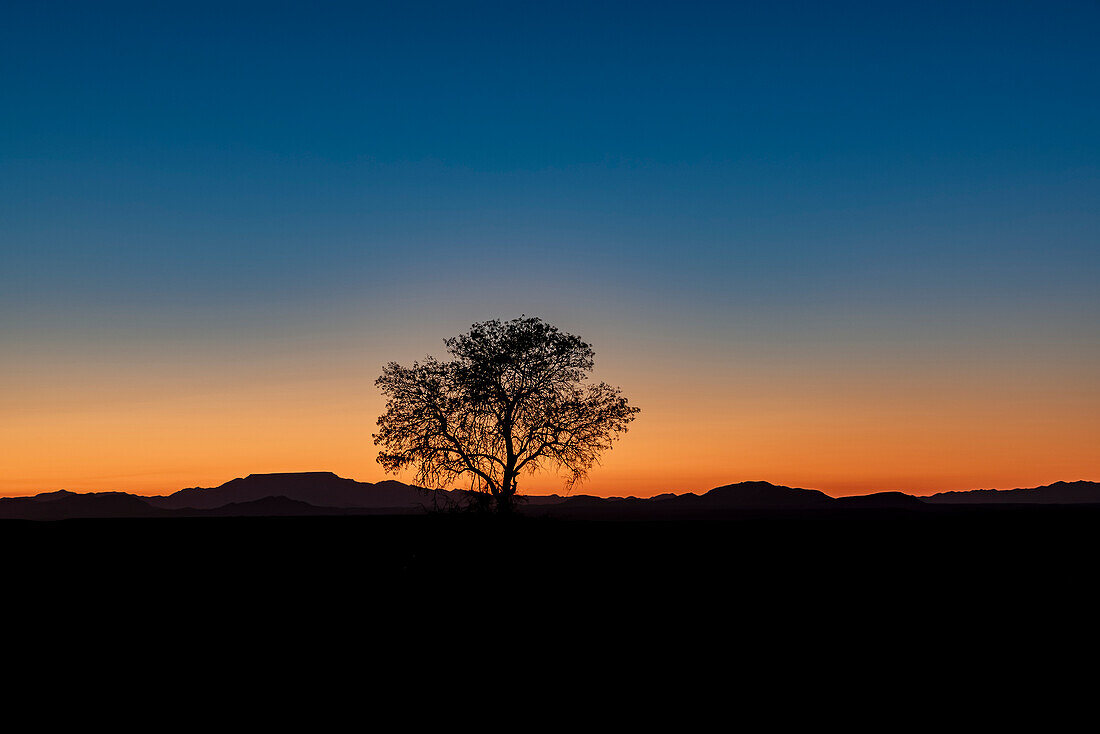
(2, 1), (1098, 497)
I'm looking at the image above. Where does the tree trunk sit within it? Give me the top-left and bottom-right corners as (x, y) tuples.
(497, 467), (517, 514)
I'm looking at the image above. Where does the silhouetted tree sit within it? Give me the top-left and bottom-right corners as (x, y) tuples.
(374, 317), (639, 513)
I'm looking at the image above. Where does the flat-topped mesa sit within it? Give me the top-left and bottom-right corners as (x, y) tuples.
(150, 471), (428, 510)
(242, 471), (343, 481)
(221, 472), (355, 492)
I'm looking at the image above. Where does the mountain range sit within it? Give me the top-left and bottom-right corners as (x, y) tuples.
(1, 472), (1098, 520)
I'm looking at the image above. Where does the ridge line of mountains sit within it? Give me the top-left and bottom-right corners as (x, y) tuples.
(2, 471), (1099, 520)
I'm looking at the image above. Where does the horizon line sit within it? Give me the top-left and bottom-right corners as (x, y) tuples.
(3, 471), (1097, 501)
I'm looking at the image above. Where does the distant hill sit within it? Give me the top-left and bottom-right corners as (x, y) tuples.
(188, 496), (351, 517)
(922, 480), (1100, 505)
(689, 481), (834, 509)
(0, 491), (164, 520)
(538, 481), (837, 513)
(834, 491), (928, 509)
(147, 472), (434, 510)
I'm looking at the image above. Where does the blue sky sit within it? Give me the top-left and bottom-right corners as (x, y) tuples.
(2, 1), (1098, 494)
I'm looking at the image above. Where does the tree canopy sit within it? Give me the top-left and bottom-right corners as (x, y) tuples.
(374, 317), (639, 512)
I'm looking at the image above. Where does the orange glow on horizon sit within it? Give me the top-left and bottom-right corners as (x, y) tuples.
(2, 348), (1096, 498)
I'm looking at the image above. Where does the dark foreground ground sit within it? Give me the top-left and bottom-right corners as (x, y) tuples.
(5, 504), (1097, 611)
(3, 506), (1097, 712)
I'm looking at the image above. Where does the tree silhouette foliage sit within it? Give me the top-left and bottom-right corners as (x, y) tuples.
(374, 317), (639, 512)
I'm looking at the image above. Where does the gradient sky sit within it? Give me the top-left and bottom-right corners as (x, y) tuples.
(2, 1), (1098, 497)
